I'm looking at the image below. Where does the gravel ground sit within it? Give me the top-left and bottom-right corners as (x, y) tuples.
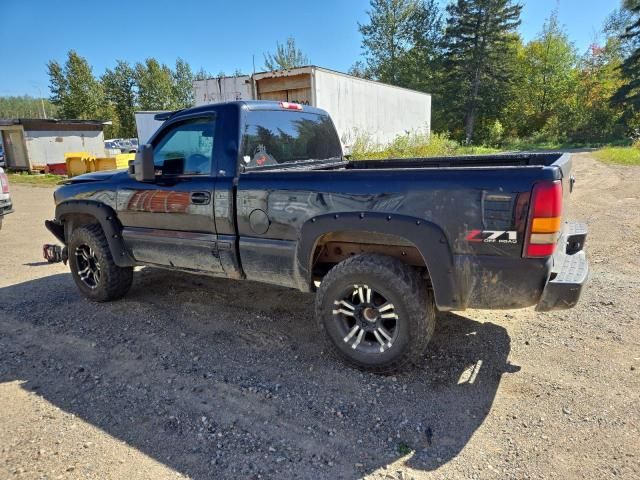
(0, 153), (638, 479)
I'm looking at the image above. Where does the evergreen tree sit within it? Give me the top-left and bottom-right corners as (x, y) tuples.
(604, 4), (640, 58)
(442, 0), (522, 144)
(612, 0), (640, 114)
(263, 37), (309, 71)
(102, 60), (137, 137)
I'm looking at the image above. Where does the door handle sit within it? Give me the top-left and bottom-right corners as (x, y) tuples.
(190, 191), (211, 205)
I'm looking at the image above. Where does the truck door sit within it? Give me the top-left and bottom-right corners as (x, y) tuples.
(116, 114), (225, 274)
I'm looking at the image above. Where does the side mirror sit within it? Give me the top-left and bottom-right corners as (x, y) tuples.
(130, 144), (155, 182)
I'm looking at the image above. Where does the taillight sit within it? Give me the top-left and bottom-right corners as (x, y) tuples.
(524, 180), (562, 258)
(279, 101), (303, 111)
(0, 172), (9, 194)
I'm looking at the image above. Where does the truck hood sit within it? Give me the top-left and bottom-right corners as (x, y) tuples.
(63, 169), (128, 184)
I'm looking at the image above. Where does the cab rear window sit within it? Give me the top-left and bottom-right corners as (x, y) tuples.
(241, 110), (342, 167)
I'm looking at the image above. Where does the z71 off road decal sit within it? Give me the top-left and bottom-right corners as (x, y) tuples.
(466, 229), (518, 244)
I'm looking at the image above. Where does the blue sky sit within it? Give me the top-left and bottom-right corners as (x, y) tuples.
(0, 0), (621, 97)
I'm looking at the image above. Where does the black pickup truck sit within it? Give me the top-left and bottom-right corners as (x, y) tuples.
(45, 101), (588, 371)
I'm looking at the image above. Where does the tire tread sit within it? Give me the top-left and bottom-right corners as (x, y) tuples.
(69, 224), (133, 302)
(315, 254), (436, 373)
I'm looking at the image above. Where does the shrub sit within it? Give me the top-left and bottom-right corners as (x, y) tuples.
(349, 131), (498, 160)
(487, 120), (505, 147)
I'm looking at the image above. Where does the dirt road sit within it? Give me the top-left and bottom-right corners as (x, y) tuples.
(0, 153), (638, 479)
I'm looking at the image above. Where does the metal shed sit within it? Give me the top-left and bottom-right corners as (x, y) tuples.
(193, 66), (432, 147)
(0, 119), (108, 171)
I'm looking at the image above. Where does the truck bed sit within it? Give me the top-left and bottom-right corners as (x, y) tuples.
(348, 152), (565, 170)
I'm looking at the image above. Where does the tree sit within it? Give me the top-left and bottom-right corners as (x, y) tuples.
(573, 42), (625, 142)
(47, 50), (104, 119)
(504, 11), (579, 138)
(358, 0), (420, 84)
(135, 58), (175, 110)
(47, 61), (68, 114)
(528, 12), (579, 127)
(0, 96), (57, 119)
(604, 3), (640, 58)
(263, 37), (308, 70)
(348, 60), (373, 79)
(195, 67), (212, 81)
(173, 58), (194, 108)
(102, 60), (137, 137)
(611, 0), (640, 115)
(396, 0), (444, 93)
(441, 0), (522, 144)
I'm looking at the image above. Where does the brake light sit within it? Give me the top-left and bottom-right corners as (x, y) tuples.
(279, 101), (303, 111)
(524, 180), (562, 258)
(0, 172), (9, 194)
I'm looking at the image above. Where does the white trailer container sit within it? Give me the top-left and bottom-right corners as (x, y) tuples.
(194, 76), (253, 104)
(135, 111), (169, 145)
(193, 66), (431, 147)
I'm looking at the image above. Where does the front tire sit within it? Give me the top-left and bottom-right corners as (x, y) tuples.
(315, 254), (436, 373)
(68, 224), (133, 302)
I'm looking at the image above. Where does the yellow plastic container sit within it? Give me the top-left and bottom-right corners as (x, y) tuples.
(65, 152), (93, 177)
(115, 153), (135, 169)
(93, 157), (118, 171)
(91, 153), (135, 172)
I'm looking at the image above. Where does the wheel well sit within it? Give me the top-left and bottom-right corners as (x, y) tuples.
(310, 231), (427, 281)
(61, 213), (100, 242)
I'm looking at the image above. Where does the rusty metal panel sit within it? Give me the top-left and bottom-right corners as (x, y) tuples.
(285, 88), (312, 105)
(256, 74), (311, 94)
(257, 88), (311, 105)
(258, 90), (288, 101)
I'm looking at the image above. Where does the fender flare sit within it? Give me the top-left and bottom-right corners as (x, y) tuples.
(295, 212), (460, 310)
(55, 200), (136, 267)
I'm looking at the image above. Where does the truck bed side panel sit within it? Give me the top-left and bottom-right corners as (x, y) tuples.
(235, 165), (560, 309)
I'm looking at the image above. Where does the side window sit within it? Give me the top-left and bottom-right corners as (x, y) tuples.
(153, 117), (215, 175)
(242, 111), (342, 167)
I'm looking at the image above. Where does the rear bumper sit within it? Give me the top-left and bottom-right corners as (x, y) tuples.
(535, 222), (589, 312)
(453, 221), (588, 311)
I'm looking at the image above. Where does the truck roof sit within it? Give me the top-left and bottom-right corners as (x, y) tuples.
(163, 100), (328, 122)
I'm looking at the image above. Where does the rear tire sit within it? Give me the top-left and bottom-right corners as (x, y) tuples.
(315, 254), (436, 373)
(68, 224), (133, 302)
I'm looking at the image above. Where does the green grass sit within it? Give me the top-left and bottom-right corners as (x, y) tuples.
(593, 147), (640, 165)
(397, 442), (413, 456)
(502, 137), (631, 152)
(349, 132), (500, 160)
(8, 172), (65, 187)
